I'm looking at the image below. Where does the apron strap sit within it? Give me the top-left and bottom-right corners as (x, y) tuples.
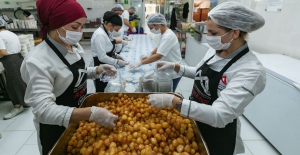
(196, 55), (215, 72)
(206, 55), (215, 63)
(102, 25), (116, 54)
(45, 38), (72, 68)
(220, 47), (249, 74)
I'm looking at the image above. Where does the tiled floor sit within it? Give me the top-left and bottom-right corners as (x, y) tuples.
(0, 41), (280, 155)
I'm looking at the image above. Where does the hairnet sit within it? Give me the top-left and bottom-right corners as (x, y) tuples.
(103, 11), (123, 26)
(147, 14), (166, 25)
(129, 7), (136, 13)
(0, 18), (6, 27)
(36, 0), (87, 40)
(208, 1), (265, 32)
(111, 4), (124, 11)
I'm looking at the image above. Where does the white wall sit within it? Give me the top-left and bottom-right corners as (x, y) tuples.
(77, 0), (115, 21)
(217, 0), (300, 60)
(248, 0), (300, 60)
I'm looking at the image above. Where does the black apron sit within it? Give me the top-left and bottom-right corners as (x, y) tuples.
(93, 25), (116, 92)
(190, 47), (249, 155)
(40, 39), (87, 155)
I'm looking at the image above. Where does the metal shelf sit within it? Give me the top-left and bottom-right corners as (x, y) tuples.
(22, 9), (37, 11)
(7, 28), (39, 32)
(0, 8), (37, 12)
(0, 9), (15, 12)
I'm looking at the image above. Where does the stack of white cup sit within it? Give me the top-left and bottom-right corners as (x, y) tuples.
(26, 34), (35, 50)
(18, 35), (29, 57)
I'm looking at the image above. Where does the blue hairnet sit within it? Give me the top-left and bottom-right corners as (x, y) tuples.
(111, 4), (124, 11)
(208, 2), (265, 32)
(147, 14), (166, 25)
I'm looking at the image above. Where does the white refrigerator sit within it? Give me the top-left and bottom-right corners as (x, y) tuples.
(244, 53), (300, 155)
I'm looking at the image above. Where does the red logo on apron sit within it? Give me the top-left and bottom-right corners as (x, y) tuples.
(221, 76), (227, 85)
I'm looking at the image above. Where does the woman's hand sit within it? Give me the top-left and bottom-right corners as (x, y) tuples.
(117, 60), (129, 67)
(156, 61), (175, 71)
(129, 61), (142, 69)
(122, 40), (128, 46)
(147, 94), (175, 108)
(140, 55), (148, 60)
(98, 64), (117, 76)
(89, 106), (118, 128)
(116, 54), (125, 61)
(124, 36), (133, 41)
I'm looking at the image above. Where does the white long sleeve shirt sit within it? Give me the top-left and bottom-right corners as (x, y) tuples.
(91, 26), (117, 65)
(178, 44), (266, 154)
(20, 36), (98, 153)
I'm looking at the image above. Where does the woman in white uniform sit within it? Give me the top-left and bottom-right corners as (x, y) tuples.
(130, 14), (182, 92)
(0, 18), (27, 119)
(147, 2), (266, 155)
(23, 10), (35, 20)
(21, 0), (118, 154)
(111, 4), (132, 54)
(91, 11), (129, 92)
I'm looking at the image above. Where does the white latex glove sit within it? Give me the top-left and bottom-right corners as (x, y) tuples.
(89, 106), (118, 128)
(140, 55), (148, 60)
(124, 36), (133, 41)
(116, 54), (125, 61)
(156, 61), (175, 71)
(98, 64), (117, 76)
(147, 94), (175, 108)
(132, 27), (137, 33)
(117, 60), (129, 67)
(129, 61), (142, 69)
(122, 40), (128, 46)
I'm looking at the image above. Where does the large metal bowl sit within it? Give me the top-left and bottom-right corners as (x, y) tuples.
(49, 93), (210, 155)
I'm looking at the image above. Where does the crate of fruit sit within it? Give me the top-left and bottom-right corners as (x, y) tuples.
(49, 93), (210, 155)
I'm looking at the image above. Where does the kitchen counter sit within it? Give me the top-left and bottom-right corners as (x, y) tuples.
(105, 34), (156, 92)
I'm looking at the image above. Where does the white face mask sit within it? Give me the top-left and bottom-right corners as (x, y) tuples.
(112, 30), (122, 37)
(56, 27), (82, 45)
(150, 27), (161, 34)
(112, 30), (118, 35)
(206, 30), (234, 50)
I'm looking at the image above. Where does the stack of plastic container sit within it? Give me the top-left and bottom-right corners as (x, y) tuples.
(10, 19), (38, 29)
(25, 20), (38, 29)
(26, 34), (35, 51)
(18, 35), (29, 57)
